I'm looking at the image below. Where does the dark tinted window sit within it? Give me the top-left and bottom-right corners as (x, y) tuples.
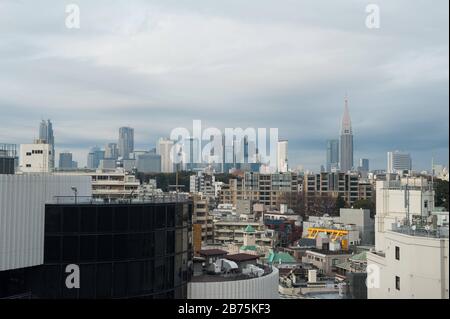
(155, 231), (166, 257)
(79, 264), (96, 298)
(96, 263), (112, 298)
(97, 235), (113, 260)
(80, 235), (97, 262)
(113, 234), (128, 260)
(129, 206), (143, 232)
(114, 206), (129, 232)
(45, 206), (61, 233)
(167, 205), (175, 228)
(62, 236), (78, 262)
(98, 207), (112, 232)
(166, 230), (175, 254)
(113, 262), (128, 298)
(142, 206), (154, 231)
(44, 236), (60, 262)
(80, 207), (97, 233)
(63, 207), (79, 233)
(155, 206), (166, 229)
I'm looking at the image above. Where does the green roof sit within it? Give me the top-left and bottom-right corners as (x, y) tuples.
(240, 245), (257, 251)
(267, 250), (296, 264)
(244, 225), (256, 233)
(350, 252), (367, 262)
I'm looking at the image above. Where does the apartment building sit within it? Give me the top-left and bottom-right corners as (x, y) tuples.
(303, 172), (373, 208)
(219, 172), (299, 210)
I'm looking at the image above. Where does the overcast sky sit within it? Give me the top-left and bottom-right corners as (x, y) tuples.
(0, 0), (448, 171)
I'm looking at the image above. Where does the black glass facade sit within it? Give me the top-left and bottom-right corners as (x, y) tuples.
(0, 157), (15, 174)
(32, 201), (192, 299)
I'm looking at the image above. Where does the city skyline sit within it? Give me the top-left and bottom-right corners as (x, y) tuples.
(0, 0), (448, 171)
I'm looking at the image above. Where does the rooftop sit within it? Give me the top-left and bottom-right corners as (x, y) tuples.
(199, 249), (228, 257)
(191, 264), (273, 283)
(391, 224), (449, 239)
(50, 194), (190, 205)
(267, 251), (297, 264)
(306, 249), (354, 256)
(226, 253), (259, 262)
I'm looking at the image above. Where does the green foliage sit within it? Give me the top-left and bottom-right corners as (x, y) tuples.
(352, 199), (375, 218)
(434, 179), (449, 211)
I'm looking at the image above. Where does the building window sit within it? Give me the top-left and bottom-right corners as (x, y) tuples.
(26, 164), (31, 167)
(395, 246), (400, 260)
(424, 200), (428, 208)
(395, 276), (400, 290)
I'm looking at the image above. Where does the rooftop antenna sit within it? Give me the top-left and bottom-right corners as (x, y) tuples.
(404, 176), (410, 226)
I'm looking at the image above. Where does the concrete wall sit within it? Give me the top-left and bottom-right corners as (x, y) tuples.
(375, 181), (434, 251)
(340, 208), (374, 245)
(0, 174), (91, 271)
(188, 267), (279, 299)
(368, 231), (449, 299)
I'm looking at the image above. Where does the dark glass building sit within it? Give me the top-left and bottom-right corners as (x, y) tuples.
(0, 143), (17, 174)
(31, 200), (192, 299)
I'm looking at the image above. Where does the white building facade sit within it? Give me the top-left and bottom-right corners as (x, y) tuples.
(367, 229), (448, 299)
(19, 141), (53, 173)
(157, 138), (175, 173)
(277, 140), (288, 173)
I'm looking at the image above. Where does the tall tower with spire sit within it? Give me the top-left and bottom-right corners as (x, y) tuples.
(340, 96), (354, 172)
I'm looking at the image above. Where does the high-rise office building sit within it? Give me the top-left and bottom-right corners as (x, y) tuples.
(340, 97), (354, 172)
(39, 120), (55, 169)
(157, 138), (175, 173)
(58, 152), (73, 170)
(277, 140), (288, 173)
(387, 151), (412, 173)
(136, 153), (161, 173)
(87, 146), (105, 169)
(105, 143), (119, 160)
(183, 137), (201, 171)
(118, 127), (134, 159)
(326, 139), (339, 172)
(359, 158), (369, 172)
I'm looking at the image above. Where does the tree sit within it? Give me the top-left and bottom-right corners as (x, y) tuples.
(352, 199), (375, 218)
(334, 195), (347, 215)
(435, 179), (449, 211)
(308, 194), (338, 217)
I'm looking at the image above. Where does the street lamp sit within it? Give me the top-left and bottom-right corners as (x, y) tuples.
(71, 186), (78, 204)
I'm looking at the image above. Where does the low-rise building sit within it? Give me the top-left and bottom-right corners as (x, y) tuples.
(367, 223), (449, 299)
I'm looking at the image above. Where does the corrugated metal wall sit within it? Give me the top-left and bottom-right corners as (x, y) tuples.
(0, 174), (91, 271)
(188, 267), (279, 299)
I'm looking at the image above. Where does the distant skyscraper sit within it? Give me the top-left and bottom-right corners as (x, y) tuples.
(59, 152), (73, 170)
(39, 120), (55, 169)
(359, 158), (369, 172)
(157, 138), (175, 173)
(105, 143), (119, 160)
(326, 139), (339, 172)
(277, 140), (288, 173)
(136, 153), (162, 173)
(387, 151), (412, 173)
(118, 127), (134, 159)
(340, 97), (354, 172)
(87, 146), (104, 169)
(183, 137), (201, 171)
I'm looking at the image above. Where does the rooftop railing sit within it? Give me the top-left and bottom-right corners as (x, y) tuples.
(51, 193), (190, 205)
(391, 223), (449, 239)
